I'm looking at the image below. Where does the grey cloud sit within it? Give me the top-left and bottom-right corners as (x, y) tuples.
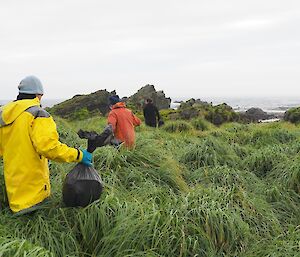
(1, 0), (300, 99)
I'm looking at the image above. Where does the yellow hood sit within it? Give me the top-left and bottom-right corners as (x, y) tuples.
(0, 96), (82, 213)
(0, 98), (40, 127)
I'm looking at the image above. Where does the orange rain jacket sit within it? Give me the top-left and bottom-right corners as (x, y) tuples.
(107, 102), (141, 148)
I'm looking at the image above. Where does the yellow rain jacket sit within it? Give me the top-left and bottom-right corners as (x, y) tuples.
(0, 98), (83, 213)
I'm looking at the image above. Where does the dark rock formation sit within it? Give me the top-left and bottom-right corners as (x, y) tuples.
(127, 84), (171, 110)
(179, 98), (210, 109)
(50, 90), (116, 118)
(241, 108), (272, 122)
(48, 84), (170, 119)
(177, 98), (211, 120)
(179, 107), (199, 119)
(205, 103), (240, 125)
(175, 99), (239, 125)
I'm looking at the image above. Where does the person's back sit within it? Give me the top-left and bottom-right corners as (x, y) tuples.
(143, 99), (160, 127)
(107, 97), (141, 148)
(0, 76), (92, 214)
(0, 98), (54, 212)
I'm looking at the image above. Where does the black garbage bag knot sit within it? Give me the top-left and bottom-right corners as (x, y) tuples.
(63, 125), (116, 208)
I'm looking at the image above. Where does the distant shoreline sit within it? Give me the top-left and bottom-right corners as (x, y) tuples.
(1, 97), (300, 114)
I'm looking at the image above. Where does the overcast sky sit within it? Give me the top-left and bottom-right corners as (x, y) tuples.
(1, 0), (300, 100)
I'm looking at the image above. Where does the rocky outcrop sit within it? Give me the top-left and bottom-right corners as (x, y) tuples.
(284, 107), (300, 124)
(127, 84), (171, 110)
(179, 108), (199, 119)
(205, 103), (240, 125)
(49, 90), (116, 118)
(173, 99), (239, 125)
(177, 98), (211, 120)
(48, 84), (171, 118)
(179, 98), (210, 109)
(241, 108), (272, 122)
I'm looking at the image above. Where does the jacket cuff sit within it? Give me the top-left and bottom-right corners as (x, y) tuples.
(76, 149), (83, 162)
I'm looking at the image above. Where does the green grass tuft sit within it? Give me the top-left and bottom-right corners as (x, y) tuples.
(0, 117), (299, 256)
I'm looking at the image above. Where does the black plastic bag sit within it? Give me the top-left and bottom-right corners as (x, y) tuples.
(78, 125), (122, 152)
(63, 163), (103, 207)
(62, 126), (115, 207)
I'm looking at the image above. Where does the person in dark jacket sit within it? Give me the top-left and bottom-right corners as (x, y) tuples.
(143, 99), (161, 127)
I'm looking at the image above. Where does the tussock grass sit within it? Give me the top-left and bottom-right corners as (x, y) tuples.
(179, 137), (240, 169)
(266, 185), (300, 226)
(244, 226), (300, 257)
(243, 145), (288, 177)
(191, 118), (213, 131)
(0, 236), (53, 257)
(187, 166), (265, 193)
(163, 120), (193, 133)
(0, 117), (300, 256)
(268, 158), (300, 194)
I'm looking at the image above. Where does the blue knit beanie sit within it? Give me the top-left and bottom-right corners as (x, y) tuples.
(18, 75), (44, 95)
(109, 95), (121, 105)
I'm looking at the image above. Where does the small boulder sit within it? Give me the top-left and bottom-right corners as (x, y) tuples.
(242, 108), (271, 122)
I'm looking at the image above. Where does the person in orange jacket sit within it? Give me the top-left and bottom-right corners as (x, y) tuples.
(107, 95), (141, 148)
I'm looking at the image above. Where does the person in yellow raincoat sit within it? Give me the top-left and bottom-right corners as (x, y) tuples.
(0, 76), (92, 215)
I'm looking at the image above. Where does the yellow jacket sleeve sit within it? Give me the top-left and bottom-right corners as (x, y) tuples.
(31, 116), (82, 162)
(0, 130), (3, 158)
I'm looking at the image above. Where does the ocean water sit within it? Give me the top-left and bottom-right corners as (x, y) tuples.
(171, 96), (300, 113)
(0, 99), (64, 108)
(1, 97), (300, 113)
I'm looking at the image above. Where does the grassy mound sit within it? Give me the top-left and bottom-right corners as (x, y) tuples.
(179, 137), (240, 169)
(163, 120), (193, 133)
(0, 117), (299, 256)
(243, 145), (288, 177)
(191, 118), (213, 131)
